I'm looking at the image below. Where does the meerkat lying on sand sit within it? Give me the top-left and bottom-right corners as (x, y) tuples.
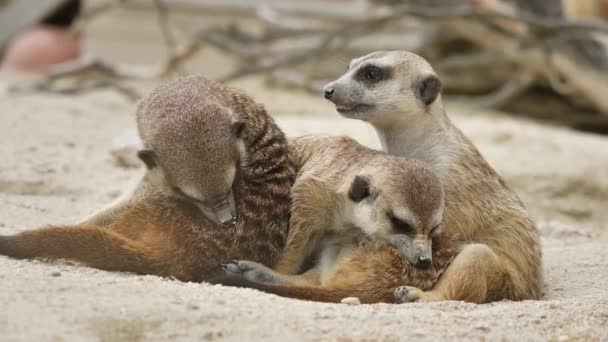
(0, 76), (294, 282)
(221, 135), (457, 303)
(322, 51), (542, 303)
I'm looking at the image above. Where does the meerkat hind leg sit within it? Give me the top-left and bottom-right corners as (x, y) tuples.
(0, 225), (161, 275)
(395, 243), (503, 304)
(80, 177), (151, 226)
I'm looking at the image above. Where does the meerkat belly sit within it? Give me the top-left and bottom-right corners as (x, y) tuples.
(317, 231), (363, 285)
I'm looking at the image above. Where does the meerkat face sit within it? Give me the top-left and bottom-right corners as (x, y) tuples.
(138, 104), (247, 226)
(323, 51), (442, 124)
(348, 161), (444, 269)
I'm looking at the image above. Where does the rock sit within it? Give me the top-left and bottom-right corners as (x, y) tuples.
(340, 297), (361, 305)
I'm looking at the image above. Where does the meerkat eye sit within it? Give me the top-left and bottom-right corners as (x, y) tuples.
(389, 214), (414, 236)
(430, 225), (441, 236)
(364, 66), (383, 82)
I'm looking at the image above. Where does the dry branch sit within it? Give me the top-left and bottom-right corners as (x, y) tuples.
(5, 0), (608, 132)
(8, 0), (202, 100)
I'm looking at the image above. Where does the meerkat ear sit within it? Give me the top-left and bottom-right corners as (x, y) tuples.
(137, 149), (158, 169)
(231, 119), (247, 139)
(349, 175), (372, 202)
(415, 75), (442, 106)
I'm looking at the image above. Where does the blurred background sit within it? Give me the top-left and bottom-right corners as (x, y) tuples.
(2, 0), (608, 131)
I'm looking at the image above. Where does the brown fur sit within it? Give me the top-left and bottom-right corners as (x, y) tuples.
(327, 236), (454, 297)
(323, 51), (543, 303)
(220, 233), (456, 303)
(0, 76), (294, 282)
(219, 136), (457, 302)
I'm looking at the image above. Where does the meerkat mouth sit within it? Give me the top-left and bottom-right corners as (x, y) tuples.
(335, 103), (374, 113)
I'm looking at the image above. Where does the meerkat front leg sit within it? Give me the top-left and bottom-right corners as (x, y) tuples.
(226, 216), (325, 285)
(395, 243), (503, 303)
(223, 260), (320, 286)
(223, 219), (316, 285)
(224, 199), (328, 285)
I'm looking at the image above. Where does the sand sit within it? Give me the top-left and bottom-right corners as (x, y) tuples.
(0, 77), (607, 341)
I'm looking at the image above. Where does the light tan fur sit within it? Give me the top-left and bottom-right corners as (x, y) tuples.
(220, 136), (457, 303)
(323, 51), (542, 303)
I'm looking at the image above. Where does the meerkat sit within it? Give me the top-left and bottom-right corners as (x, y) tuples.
(0, 76), (294, 282)
(219, 135), (457, 303)
(321, 51), (542, 303)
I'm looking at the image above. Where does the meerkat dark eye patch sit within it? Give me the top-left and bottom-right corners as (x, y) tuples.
(389, 214), (415, 236)
(355, 65), (391, 86)
(137, 149), (158, 169)
(348, 175), (371, 202)
(415, 75), (442, 106)
(430, 224), (441, 236)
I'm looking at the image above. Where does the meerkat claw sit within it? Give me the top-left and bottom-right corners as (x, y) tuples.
(223, 262), (244, 276)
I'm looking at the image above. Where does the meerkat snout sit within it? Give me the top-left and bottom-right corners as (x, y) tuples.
(417, 255), (431, 268)
(323, 86), (335, 100)
(386, 223), (438, 269)
(412, 237), (433, 269)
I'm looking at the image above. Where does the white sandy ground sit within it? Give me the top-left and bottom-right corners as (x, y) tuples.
(0, 78), (608, 341)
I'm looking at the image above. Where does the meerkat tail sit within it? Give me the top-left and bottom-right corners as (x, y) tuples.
(0, 225), (161, 274)
(212, 277), (396, 304)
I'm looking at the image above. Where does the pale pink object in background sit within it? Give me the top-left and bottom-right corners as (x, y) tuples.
(1, 26), (81, 73)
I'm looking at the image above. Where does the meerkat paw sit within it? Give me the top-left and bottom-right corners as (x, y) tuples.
(394, 286), (427, 303)
(223, 260), (287, 285)
(394, 286), (443, 303)
(358, 236), (374, 248)
(394, 286), (422, 303)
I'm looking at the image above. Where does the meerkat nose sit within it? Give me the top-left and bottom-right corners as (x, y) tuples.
(216, 207), (235, 225)
(324, 86), (335, 99)
(416, 255), (431, 269)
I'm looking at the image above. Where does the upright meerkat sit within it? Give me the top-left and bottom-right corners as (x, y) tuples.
(220, 135), (457, 303)
(0, 76), (294, 281)
(322, 51), (542, 303)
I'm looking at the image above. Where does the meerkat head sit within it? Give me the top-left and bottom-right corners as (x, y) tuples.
(323, 51), (442, 125)
(347, 159), (444, 269)
(136, 78), (247, 226)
